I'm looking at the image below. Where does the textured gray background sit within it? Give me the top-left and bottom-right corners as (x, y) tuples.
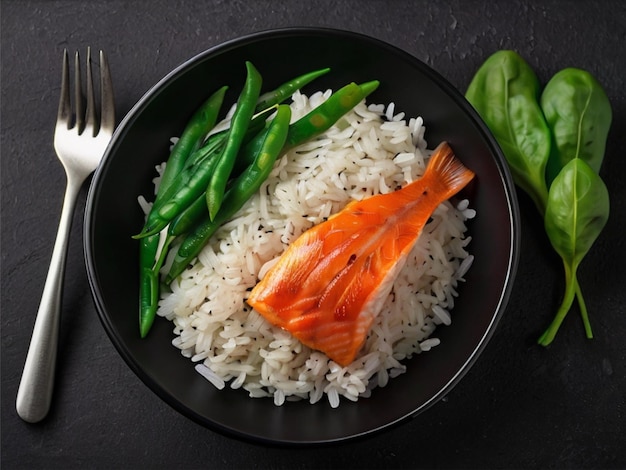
(2, 1), (625, 468)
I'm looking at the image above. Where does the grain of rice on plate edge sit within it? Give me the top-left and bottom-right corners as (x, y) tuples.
(140, 89), (476, 408)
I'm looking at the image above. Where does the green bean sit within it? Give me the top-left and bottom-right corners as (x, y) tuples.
(538, 158), (610, 345)
(156, 85), (228, 203)
(139, 233), (161, 337)
(255, 67), (330, 112)
(168, 193), (207, 237)
(206, 61), (263, 220)
(165, 105), (292, 283)
(284, 80), (379, 148)
(357, 80), (379, 100)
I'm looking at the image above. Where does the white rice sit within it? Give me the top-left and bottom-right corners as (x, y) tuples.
(147, 89), (475, 408)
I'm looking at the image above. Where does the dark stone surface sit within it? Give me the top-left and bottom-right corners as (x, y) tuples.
(1, 1), (625, 468)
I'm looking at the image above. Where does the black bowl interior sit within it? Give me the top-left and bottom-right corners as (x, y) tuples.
(85, 28), (519, 445)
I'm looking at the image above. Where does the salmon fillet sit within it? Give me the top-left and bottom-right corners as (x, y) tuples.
(247, 142), (475, 366)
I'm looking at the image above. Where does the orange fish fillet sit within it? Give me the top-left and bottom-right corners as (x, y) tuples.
(247, 142), (475, 366)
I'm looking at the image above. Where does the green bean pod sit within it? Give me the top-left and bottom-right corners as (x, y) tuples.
(538, 158), (610, 345)
(284, 80), (379, 149)
(156, 85), (228, 203)
(206, 61), (263, 220)
(165, 104), (292, 283)
(139, 233), (161, 337)
(465, 50), (551, 214)
(540, 68), (612, 185)
(255, 67), (330, 112)
(168, 193), (208, 237)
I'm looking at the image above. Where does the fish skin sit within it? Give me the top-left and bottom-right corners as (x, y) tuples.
(247, 142), (475, 366)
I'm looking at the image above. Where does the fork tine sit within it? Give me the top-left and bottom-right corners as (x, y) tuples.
(84, 47), (98, 137)
(56, 49), (71, 129)
(98, 50), (116, 134)
(74, 51), (84, 132)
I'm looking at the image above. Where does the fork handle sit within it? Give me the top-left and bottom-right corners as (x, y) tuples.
(16, 177), (82, 423)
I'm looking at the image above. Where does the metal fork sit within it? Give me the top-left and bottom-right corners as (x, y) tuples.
(16, 48), (115, 423)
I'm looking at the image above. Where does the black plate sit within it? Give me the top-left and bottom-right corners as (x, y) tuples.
(84, 28), (519, 445)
